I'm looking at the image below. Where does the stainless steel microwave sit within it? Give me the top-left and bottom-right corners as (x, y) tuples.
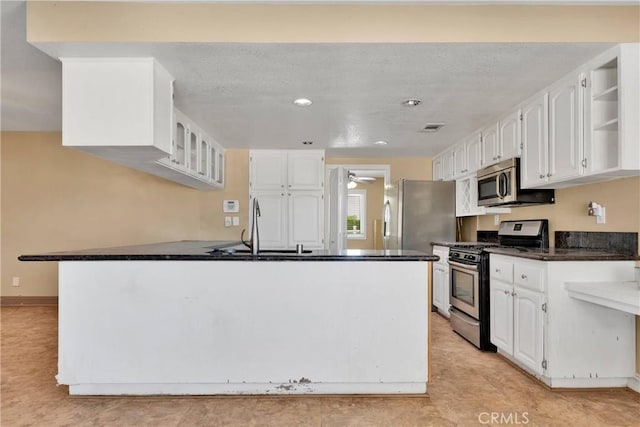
(477, 158), (555, 207)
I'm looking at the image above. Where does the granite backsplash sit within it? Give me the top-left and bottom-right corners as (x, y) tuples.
(555, 231), (638, 255)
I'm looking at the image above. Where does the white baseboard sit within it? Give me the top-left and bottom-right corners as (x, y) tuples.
(628, 375), (640, 393)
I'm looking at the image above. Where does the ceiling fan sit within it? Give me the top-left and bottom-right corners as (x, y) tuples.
(348, 171), (376, 188)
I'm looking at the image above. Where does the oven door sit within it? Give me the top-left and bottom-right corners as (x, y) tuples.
(449, 259), (480, 320)
(477, 168), (516, 207)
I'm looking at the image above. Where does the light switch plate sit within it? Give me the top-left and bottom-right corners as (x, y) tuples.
(232, 216), (240, 226)
(224, 216), (232, 227)
(223, 200), (239, 213)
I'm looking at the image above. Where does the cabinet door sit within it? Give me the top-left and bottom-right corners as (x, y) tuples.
(481, 123), (500, 166)
(490, 280), (514, 354)
(466, 133), (482, 173)
(187, 128), (199, 175)
(513, 287), (545, 375)
(287, 151), (324, 190)
(452, 143), (467, 178)
(432, 265), (444, 311)
(198, 137), (209, 178)
(432, 155), (444, 181)
(288, 191), (324, 248)
(251, 192), (287, 249)
(250, 151), (287, 191)
(548, 78), (582, 182)
(520, 94), (549, 188)
(499, 110), (522, 160)
(443, 150), (454, 181)
(173, 110), (187, 167)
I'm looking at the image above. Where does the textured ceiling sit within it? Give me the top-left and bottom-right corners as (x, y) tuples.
(1, 2), (613, 157)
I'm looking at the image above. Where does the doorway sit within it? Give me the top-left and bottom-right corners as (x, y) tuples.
(325, 164), (391, 250)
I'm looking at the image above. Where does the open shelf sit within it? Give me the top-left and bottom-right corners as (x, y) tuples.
(594, 118), (619, 131)
(593, 85), (618, 102)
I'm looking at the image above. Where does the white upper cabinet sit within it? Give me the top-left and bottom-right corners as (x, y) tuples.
(442, 149), (455, 181)
(250, 150), (288, 190)
(452, 142), (467, 179)
(520, 94), (549, 189)
(250, 150), (324, 191)
(499, 110), (522, 161)
(548, 76), (582, 183)
(583, 44), (640, 178)
(62, 57), (173, 159)
(432, 155), (444, 181)
(62, 57), (225, 190)
(481, 123), (500, 166)
(466, 132), (483, 173)
(481, 111), (521, 168)
(287, 151), (325, 190)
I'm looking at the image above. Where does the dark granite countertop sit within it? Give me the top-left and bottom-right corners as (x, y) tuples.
(485, 246), (640, 261)
(18, 240), (438, 262)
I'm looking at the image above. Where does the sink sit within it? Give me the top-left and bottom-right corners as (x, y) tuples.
(231, 249), (312, 254)
(209, 249), (312, 255)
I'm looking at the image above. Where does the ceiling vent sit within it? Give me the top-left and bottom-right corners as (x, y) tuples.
(422, 123), (445, 132)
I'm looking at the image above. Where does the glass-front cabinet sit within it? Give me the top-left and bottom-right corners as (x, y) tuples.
(159, 108), (225, 189)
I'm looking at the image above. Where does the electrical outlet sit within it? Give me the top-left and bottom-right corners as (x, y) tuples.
(12, 276), (20, 287)
(494, 214), (500, 226)
(224, 216), (232, 227)
(232, 216), (240, 226)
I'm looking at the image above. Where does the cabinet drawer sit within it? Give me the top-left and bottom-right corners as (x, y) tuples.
(491, 258), (513, 282)
(514, 264), (544, 292)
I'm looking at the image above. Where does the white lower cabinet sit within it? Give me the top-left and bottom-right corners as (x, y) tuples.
(489, 254), (636, 388)
(512, 286), (545, 375)
(432, 246), (450, 318)
(288, 191), (324, 248)
(489, 279), (514, 353)
(250, 191), (324, 249)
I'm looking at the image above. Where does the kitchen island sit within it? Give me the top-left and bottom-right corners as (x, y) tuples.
(20, 241), (437, 396)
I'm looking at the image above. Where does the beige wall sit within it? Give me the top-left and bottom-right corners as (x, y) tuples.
(0, 132), (249, 297)
(326, 157), (432, 182)
(462, 176), (640, 375)
(27, 2), (640, 43)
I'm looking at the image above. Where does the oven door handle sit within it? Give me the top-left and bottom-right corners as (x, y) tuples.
(448, 260), (479, 271)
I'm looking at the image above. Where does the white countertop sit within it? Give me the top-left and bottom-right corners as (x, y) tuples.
(565, 280), (640, 316)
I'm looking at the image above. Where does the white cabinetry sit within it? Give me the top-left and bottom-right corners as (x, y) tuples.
(522, 44), (640, 189)
(583, 44), (640, 178)
(451, 132), (483, 180)
(455, 176), (510, 217)
(61, 57), (224, 190)
(548, 76), (583, 184)
(452, 143), (467, 179)
(62, 57), (173, 160)
(154, 108), (225, 189)
(520, 94), (549, 188)
(250, 150), (324, 249)
(432, 155), (444, 181)
(432, 246), (450, 318)
(489, 254), (636, 388)
(442, 150), (454, 181)
(489, 255), (544, 376)
(481, 111), (522, 167)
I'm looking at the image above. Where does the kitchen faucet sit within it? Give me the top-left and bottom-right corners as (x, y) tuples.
(241, 198), (261, 255)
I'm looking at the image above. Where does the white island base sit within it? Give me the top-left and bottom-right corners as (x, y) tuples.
(58, 260), (429, 395)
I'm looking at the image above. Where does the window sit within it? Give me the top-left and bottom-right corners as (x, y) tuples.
(347, 189), (366, 240)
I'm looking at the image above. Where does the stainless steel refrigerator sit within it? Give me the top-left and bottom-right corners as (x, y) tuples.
(383, 179), (456, 253)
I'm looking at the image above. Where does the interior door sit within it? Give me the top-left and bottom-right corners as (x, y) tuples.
(327, 167), (348, 251)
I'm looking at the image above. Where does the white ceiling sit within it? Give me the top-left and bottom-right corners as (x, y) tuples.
(0, 1), (615, 157)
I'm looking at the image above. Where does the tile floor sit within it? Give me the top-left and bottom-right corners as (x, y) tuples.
(1, 306), (638, 426)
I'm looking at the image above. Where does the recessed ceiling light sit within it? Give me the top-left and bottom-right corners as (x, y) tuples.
(373, 140), (388, 145)
(302, 141), (313, 145)
(293, 98), (313, 107)
(402, 99), (422, 107)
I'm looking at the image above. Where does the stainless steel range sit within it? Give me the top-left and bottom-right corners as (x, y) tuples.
(449, 220), (549, 351)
